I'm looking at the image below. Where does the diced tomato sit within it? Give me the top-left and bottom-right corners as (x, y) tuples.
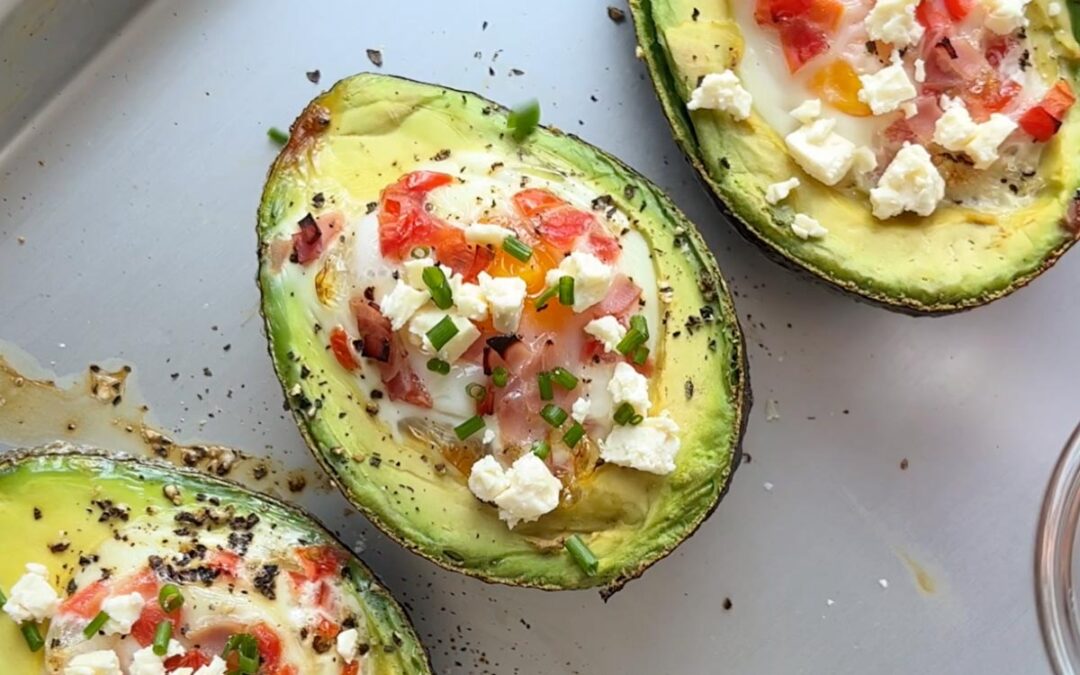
(537, 208), (594, 248)
(252, 622), (285, 671)
(916, 0), (950, 29)
(401, 170), (454, 192)
(207, 549), (242, 577)
(511, 188), (620, 263)
(944, 0), (972, 19)
(60, 579), (110, 619)
(131, 602), (180, 647)
(755, 0), (842, 26)
(296, 545), (346, 580)
(584, 229), (620, 263)
(964, 76), (1021, 120)
(343, 662), (361, 675)
(1019, 80), (1076, 141)
(755, 0), (842, 72)
(329, 326), (359, 371)
(777, 20), (831, 72)
(166, 650), (212, 671)
(513, 188), (566, 217)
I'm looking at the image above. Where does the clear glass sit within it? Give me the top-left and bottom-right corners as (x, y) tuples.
(1037, 424), (1080, 674)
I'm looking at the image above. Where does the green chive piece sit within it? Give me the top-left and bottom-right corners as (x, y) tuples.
(152, 620), (173, 656)
(0, 586), (7, 606)
(422, 266), (454, 310)
(632, 345), (650, 366)
(630, 414), (644, 425)
(83, 610), (110, 638)
(551, 367), (578, 390)
(629, 315), (649, 340)
(613, 402), (635, 426)
(507, 99), (541, 142)
(538, 372), (554, 401)
(532, 440), (551, 460)
(267, 127), (289, 145)
(502, 235), (533, 262)
(565, 534), (599, 576)
(426, 316), (460, 352)
(223, 633), (260, 674)
(540, 404), (568, 427)
(21, 622), (44, 652)
(492, 366), (509, 388)
(558, 276), (575, 306)
(158, 583), (184, 613)
(615, 327), (647, 355)
(466, 383), (488, 401)
(534, 285), (558, 310)
(563, 422), (585, 448)
(410, 245), (432, 259)
(454, 415), (486, 440)
(427, 358), (451, 375)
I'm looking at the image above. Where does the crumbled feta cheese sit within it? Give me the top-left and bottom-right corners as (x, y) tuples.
(337, 627), (361, 663)
(785, 119), (857, 186)
(407, 309), (481, 363)
(607, 362), (651, 414)
(791, 213), (828, 240)
(492, 453), (563, 528)
(571, 397), (591, 423)
(852, 147), (879, 174)
(193, 657), (229, 675)
(857, 54), (917, 115)
(2, 562), (59, 623)
(864, 0), (924, 47)
(1049, 1), (1062, 16)
(101, 592), (145, 635)
(982, 0), (1031, 34)
(380, 280), (429, 330)
(449, 273), (488, 322)
(544, 251), (614, 313)
(870, 143), (945, 219)
(913, 58), (926, 83)
(482, 428), (496, 445)
(63, 650), (122, 675)
(686, 70), (753, 120)
(402, 257), (435, 288)
(464, 222), (514, 246)
(933, 97), (1017, 169)
(790, 99), (822, 125)
(583, 315), (626, 352)
(599, 412), (681, 475)
(468, 455), (511, 503)
(765, 177), (801, 205)
(902, 101), (918, 118)
(478, 272), (527, 333)
(130, 641), (186, 675)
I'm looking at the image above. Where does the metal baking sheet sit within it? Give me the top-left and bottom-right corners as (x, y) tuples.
(1, 1), (1077, 672)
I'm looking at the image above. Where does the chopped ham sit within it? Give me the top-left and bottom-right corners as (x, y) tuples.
(595, 274), (641, 318)
(349, 297), (392, 362)
(377, 334), (432, 408)
(290, 212), (343, 266)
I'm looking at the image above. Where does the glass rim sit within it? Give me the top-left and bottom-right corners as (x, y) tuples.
(1037, 423), (1080, 675)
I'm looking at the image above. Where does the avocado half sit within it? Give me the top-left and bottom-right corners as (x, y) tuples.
(629, 0), (1080, 314)
(0, 445), (430, 674)
(256, 74), (749, 591)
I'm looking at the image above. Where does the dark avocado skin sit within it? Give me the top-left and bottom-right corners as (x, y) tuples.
(0, 444), (433, 674)
(628, 0), (1080, 315)
(256, 73), (750, 593)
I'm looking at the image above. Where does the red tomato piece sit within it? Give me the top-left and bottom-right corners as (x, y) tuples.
(165, 651), (212, 671)
(944, 0), (973, 20)
(915, 0), (951, 30)
(296, 545), (347, 580)
(401, 170), (454, 192)
(252, 622), (285, 671)
(377, 171), (454, 259)
(61, 579), (110, 619)
(343, 662), (361, 675)
(329, 326), (359, 371)
(130, 603), (181, 647)
(1019, 80), (1076, 142)
(512, 188), (566, 217)
(538, 208), (594, 248)
(755, 0), (842, 72)
(584, 228), (620, 264)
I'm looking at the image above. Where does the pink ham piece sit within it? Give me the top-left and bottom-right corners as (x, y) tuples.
(290, 212), (343, 266)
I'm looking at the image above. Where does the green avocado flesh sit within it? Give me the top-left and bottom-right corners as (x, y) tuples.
(630, 0), (1080, 313)
(256, 74), (748, 590)
(0, 446), (429, 674)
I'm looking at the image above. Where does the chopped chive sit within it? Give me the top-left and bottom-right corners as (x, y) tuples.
(565, 534), (599, 576)
(540, 404), (568, 427)
(0, 587), (7, 606)
(422, 266), (454, 310)
(532, 440), (551, 459)
(502, 235), (533, 262)
(538, 372), (554, 401)
(83, 610), (110, 638)
(466, 383), (488, 401)
(534, 285), (558, 310)
(152, 620), (172, 656)
(426, 316), (460, 352)
(21, 622), (44, 652)
(267, 126), (289, 145)
(507, 99), (541, 142)
(630, 414), (644, 425)
(410, 245), (432, 259)
(558, 276), (575, 306)
(223, 633), (260, 674)
(615, 327), (647, 355)
(629, 315), (649, 339)
(492, 366), (509, 388)
(158, 583), (184, 613)
(613, 402), (635, 426)
(551, 367), (578, 390)
(563, 422), (585, 448)
(632, 345), (650, 366)
(427, 358), (451, 375)
(454, 415), (486, 440)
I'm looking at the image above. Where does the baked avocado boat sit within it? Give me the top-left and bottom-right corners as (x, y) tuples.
(630, 0), (1080, 313)
(0, 445), (430, 674)
(256, 74), (748, 591)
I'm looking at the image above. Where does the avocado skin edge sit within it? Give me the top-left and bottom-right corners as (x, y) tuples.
(0, 443), (434, 673)
(254, 73), (751, 595)
(627, 0), (1080, 316)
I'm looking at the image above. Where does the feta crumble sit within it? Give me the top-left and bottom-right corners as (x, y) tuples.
(380, 279), (429, 330)
(337, 627), (361, 663)
(130, 641), (186, 675)
(583, 315), (626, 352)
(765, 177), (801, 205)
(101, 592), (146, 635)
(2, 562), (59, 624)
(1049, 1), (1062, 16)
(982, 0), (1031, 34)
(193, 657), (229, 675)
(467, 454), (562, 528)
(571, 396), (592, 423)
(790, 99), (822, 125)
(785, 119), (857, 186)
(607, 362), (651, 414)
(599, 412), (681, 475)
(464, 222), (514, 246)
(791, 213), (828, 240)
(63, 650), (122, 675)
(933, 97), (1017, 169)
(407, 309), (481, 363)
(448, 273), (489, 322)
(544, 251), (614, 313)
(468, 455), (512, 503)
(870, 143), (945, 219)
(686, 70), (753, 120)
(857, 54), (917, 115)
(864, 0), (924, 47)
(478, 272), (527, 333)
